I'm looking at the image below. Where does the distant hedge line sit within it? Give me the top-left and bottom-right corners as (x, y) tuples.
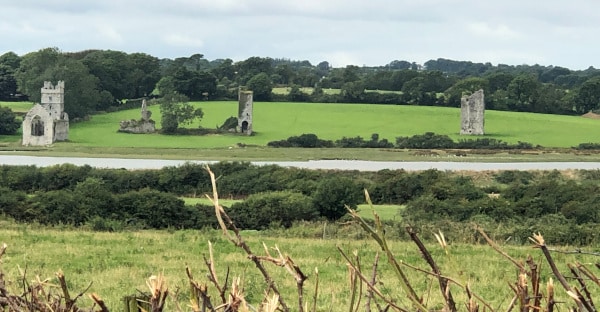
(268, 132), (538, 149)
(1, 162), (599, 245)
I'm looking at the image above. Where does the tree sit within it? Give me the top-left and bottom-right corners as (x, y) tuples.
(341, 81), (365, 102)
(312, 177), (362, 220)
(159, 92), (204, 134)
(574, 76), (600, 113)
(127, 53), (161, 98)
(247, 72), (273, 101)
(0, 106), (20, 134)
(171, 68), (217, 100)
(0, 52), (20, 100)
(444, 77), (489, 107)
(228, 191), (318, 229)
(507, 74), (540, 112)
(14, 47), (101, 118)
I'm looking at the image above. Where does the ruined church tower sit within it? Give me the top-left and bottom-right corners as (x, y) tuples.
(41, 81), (65, 119)
(460, 89), (485, 135)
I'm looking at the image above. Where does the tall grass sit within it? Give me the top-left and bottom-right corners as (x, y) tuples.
(0, 217), (597, 311)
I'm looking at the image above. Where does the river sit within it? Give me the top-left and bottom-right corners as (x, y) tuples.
(2, 155), (600, 171)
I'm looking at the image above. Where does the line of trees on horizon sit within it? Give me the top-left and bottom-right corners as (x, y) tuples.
(2, 47), (600, 120)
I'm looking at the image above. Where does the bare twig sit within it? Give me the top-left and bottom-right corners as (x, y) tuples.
(475, 226), (525, 271)
(186, 266), (215, 312)
(337, 247), (409, 312)
(203, 241), (228, 304)
(406, 226), (457, 312)
(204, 165), (289, 312)
(90, 293), (110, 312)
(346, 190), (426, 312)
(365, 252), (380, 312)
(568, 263), (596, 311)
(529, 233), (587, 312)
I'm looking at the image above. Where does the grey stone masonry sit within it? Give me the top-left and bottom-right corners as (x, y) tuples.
(118, 98), (156, 133)
(22, 81), (69, 146)
(238, 90), (253, 135)
(460, 89), (485, 135)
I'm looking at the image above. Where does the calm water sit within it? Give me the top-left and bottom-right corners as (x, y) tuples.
(2, 155), (600, 171)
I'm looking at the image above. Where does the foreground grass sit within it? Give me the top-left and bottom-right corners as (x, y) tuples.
(1, 221), (597, 311)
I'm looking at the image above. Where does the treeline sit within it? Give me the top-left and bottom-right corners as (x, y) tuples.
(268, 132), (536, 149)
(0, 162), (599, 245)
(3, 49), (600, 119)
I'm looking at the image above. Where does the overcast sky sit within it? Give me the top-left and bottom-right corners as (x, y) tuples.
(2, 0), (599, 69)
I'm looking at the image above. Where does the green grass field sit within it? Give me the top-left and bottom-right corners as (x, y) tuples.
(0, 221), (596, 311)
(2, 101), (600, 160)
(182, 197), (403, 220)
(64, 102), (600, 148)
(0, 101), (32, 113)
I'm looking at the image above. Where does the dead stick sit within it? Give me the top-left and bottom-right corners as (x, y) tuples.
(337, 247), (409, 312)
(90, 293), (110, 312)
(365, 252), (380, 312)
(205, 165), (289, 312)
(529, 233), (585, 311)
(406, 226), (457, 312)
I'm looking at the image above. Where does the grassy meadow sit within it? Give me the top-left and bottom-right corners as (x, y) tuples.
(0, 220), (597, 311)
(182, 197), (403, 220)
(2, 101), (600, 160)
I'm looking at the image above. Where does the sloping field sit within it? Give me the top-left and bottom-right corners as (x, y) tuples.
(4, 101), (600, 148)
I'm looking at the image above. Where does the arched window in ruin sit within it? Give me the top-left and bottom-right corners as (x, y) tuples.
(241, 120), (248, 133)
(31, 116), (44, 136)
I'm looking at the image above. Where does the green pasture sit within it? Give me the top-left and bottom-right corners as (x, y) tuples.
(2, 101), (600, 158)
(0, 101), (33, 113)
(67, 101), (599, 148)
(182, 197), (403, 220)
(0, 221), (596, 311)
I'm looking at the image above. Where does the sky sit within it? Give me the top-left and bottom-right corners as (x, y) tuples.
(1, 0), (599, 70)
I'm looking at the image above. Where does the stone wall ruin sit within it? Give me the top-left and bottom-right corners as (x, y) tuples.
(460, 89), (485, 135)
(118, 98), (156, 133)
(238, 90), (253, 135)
(22, 81), (69, 146)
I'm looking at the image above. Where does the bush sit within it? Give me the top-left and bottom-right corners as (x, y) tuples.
(267, 133), (334, 148)
(312, 177), (363, 220)
(395, 132), (454, 149)
(0, 106), (20, 135)
(228, 191), (318, 230)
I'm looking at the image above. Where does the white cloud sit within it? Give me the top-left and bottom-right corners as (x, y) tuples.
(162, 34), (204, 48)
(2, 0), (600, 69)
(466, 22), (522, 40)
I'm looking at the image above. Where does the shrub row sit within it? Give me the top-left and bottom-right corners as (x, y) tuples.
(268, 132), (536, 149)
(1, 163), (600, 241)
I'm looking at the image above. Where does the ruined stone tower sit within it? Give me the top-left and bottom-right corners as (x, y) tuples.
(460, 89), (484, 135)
(238, 90), (253, 135)
(22, 81), (69, 145)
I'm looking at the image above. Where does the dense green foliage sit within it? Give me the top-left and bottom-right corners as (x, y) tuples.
(229, 191), (318, 229)
(158, 92), (204, 133)
(268, 132), (535, 149)
(0, 106), (20, 134)
(0, 162), (599, 245)
(5, 49), (600, 120)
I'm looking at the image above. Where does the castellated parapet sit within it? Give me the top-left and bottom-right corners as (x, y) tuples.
(460, 89), (485, 135)
(238, 90), (253, 135)
(41, 81), (65, 119)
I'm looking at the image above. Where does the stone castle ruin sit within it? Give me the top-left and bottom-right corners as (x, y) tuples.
(238, 90), (253, 135)
(118, 98), (156, 133)
(22, 81), (69, 146)
(460, 89), (485, 135)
